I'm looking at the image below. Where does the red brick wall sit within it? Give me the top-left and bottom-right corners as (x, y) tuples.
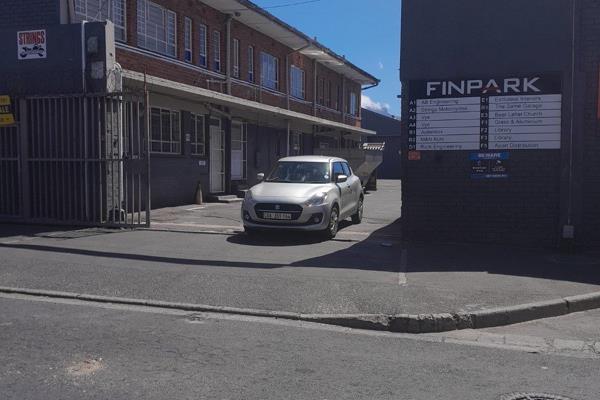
(119, 0), (364, 126)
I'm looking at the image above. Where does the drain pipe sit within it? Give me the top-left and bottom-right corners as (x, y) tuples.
(565, 0), (577, 233)
(81, 21), (87, 93)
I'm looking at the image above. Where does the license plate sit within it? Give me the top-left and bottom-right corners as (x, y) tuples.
(263, 212), (292, 220)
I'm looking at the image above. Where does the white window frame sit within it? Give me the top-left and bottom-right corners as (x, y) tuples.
(232, 38), (240, 78)
(73, 0), (126, 42)
(213, 30), (221, 72)
(230, 121), (247, 180)
(248, 46), (255, 82)
(150, 107), (181, 154)
(290, 65), (305, 99)
(350, 92), (358, 116)
(289, 132), (302, 156)
(260, 52), (279, 91)
(184, 17), (193, 63)
(198, 24), (208, 67)
(190, 113), (206, 156)
(137, 0), (177, 58)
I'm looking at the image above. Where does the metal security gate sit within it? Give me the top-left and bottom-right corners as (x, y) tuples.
(0, 122), (20, 219)
(0, 92), (150, 227)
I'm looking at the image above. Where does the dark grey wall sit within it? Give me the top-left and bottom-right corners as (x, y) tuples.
(578, 0), (600, 247)
(361, 109), (401, 136)
(400, 0), (574, 246)
(0, 23), (87, 95)
(0, 0), (61, 28)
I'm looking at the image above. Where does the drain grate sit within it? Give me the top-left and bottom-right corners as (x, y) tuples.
(500, 393), (576, 400)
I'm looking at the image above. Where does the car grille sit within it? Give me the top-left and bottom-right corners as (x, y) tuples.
(254, 203), (303, 221)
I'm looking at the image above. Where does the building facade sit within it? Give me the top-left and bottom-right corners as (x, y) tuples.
(400, 0), (599, 248)
(1, 0), (378, 211)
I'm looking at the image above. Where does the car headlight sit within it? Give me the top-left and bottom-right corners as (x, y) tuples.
(244, 190), (253, 201)
(305, 192), (328, 207)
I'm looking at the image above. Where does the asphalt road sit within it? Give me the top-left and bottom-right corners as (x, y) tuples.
(1, 180), (599, 316)
(1, 294), (599, 400)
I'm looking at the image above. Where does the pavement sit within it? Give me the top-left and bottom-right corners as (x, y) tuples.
(1, 293), (599, 400)
(1, 180), (600, 331)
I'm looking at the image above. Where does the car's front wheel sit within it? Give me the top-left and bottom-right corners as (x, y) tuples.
(351, 196), (364, 224)
(322, 205), (339, 240)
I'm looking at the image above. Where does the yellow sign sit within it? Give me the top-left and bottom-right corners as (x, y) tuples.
(0, 95), (15, 126)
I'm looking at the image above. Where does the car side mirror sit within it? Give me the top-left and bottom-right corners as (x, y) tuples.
(336, 174), (348, 183)
(257, 173), (265, 182)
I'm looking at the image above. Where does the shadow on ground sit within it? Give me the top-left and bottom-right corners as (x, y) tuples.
(2, 217), (600, 287)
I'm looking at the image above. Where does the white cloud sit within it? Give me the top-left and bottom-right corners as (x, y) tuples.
(378, 61), (384, 70)
(362, 95), (394, 117)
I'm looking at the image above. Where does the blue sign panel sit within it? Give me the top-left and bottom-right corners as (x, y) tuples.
(470, 152), (509, 179)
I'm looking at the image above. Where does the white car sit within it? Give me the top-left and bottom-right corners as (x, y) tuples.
(241, 155), (364, 239)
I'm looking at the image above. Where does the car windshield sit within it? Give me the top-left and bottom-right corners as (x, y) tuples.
(265, 161), (330, 184)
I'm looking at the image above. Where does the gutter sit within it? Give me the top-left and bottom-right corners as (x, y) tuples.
(362, 81), (380, 91)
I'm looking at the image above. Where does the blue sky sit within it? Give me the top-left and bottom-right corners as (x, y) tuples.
(252, 0), (401, 118)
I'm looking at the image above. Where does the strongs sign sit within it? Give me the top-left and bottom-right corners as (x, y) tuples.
(17, 30), (47, 60)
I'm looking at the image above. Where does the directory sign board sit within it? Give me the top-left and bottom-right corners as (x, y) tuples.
(407, 75), (562, 151)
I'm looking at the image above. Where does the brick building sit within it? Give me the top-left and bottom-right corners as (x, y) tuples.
(400, 0), (600, 248)
(1, 0), (378, 211)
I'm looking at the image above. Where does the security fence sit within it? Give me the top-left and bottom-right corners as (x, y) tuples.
(0, 92), (150, 227)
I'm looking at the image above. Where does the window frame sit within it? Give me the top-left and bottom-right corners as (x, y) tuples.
(260, 51), (279, 91)
(150, 107), (181, 154)
(137, 0), (177, 58)
(213, 30), (221, 72)
(349, 92), (358, 116)
(290, 65), (305, 100)
(198, 24), (208, 67)
(248, 46), (255, 83)
(73, 0), (127, 42)
(190, 113), (206, 156)
(230, 120), (247, 180)
(184, 17), (193, 63)
(232, 38), (240, 78)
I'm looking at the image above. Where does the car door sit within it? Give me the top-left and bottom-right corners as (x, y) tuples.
(342, 162), (360, 213)
(333, 161), (353, 216)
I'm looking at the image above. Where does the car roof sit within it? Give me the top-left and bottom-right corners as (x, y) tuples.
(278, 155), (347, 163)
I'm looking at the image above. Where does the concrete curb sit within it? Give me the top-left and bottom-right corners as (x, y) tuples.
(1, 286), (600, 333)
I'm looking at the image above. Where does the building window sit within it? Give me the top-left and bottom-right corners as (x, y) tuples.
(198, 24), (207, 67)
(248, 46), (255, 82)
(260, 52), (279, 90)
(349, 92), (358, 116)
(290, 66), (305, 99)
(289, 132), (302, 156)
(231, 121), (247, 180)
(318, 78), (324, 105)
(326, 81), (332, 108)
(232, 38), (240, 78)
(184, 17), (193, 63)
(213, 30), (221, 72)
(73, 0), (126, 41)
(190, 113), (205, 156)
(150, 107), (181, 154)
(335, 85), (340, 110)
(137, 0), (177, 57)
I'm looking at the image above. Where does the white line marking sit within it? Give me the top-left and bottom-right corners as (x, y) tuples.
(398, 248), (408, 286)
